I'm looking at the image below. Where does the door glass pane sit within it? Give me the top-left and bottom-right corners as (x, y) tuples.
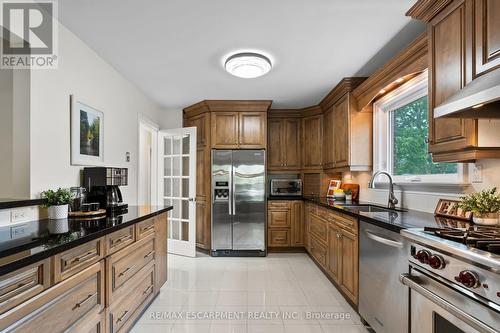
(164, 157), (171, 176)
(182, 157), (189, 176)
(181, 199), (189, 219)
(182, 179), (189, 197)
(173, 137), (181, 155)
(171, 220), (180, 240)
(164, 178), (171, 197)
(172, 178), (180, 197)
(172, 156), (180, 176)
(164, 138), (171, 155)
(181, 222), (189, 241)
(172, 199), (180, 219)
(182, 135), (190, 154)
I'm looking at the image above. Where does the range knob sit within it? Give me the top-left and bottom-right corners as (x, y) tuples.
(414, 250), (431, 264)
(428, 254), (446, 269)
(454, 270), (480, 289)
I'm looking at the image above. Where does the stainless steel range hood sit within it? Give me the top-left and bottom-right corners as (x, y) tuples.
(434, 70), (500, 118)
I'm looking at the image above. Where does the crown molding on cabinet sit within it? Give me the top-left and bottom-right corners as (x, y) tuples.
(183, 100), (272, 118)
(319, 77), (367, 111)
(406, 0), (454, 22)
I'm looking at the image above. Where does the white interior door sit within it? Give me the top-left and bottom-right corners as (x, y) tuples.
(158, 127), (196, 257)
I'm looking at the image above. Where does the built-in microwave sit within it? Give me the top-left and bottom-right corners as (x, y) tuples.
(270, 179), (302, 196)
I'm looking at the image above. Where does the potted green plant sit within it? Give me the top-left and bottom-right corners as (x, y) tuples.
(41, 188), (73, 219)
(344, 189), (353, 201)
(457, 188), (500, 225)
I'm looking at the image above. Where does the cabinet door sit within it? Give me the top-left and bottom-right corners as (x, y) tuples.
(474, 0), (500, 77)
(195, 200), (210, 249)
(323, 106), (335, 169)
(429, 0), (476, 154)
(340, 229), (358, 304)
(283, 119), (301, 169)
(239, 112), (266, 148)
(211, 112), (239, 148)
(327, 223), (341, 284)
(268, 119), (283, 169)
(291, 201), (304, 246)
(189, 113), (210, 147)
(268, 210), (291, 228)
(333, 95), (350, 168)
(302, 115), (323, 169)
(268, 229), (291, 247)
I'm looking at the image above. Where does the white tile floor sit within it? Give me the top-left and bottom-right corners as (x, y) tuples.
(131, 253), (369, 333)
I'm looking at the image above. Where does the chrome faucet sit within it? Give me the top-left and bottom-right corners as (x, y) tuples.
(368, 171), (398, 209)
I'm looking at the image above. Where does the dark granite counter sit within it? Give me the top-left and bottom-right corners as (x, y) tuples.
(0, 198), (46, 210)
(268, 195), (304, 201)
(268, 195), (468, 233)
(0, 205), (172, 276)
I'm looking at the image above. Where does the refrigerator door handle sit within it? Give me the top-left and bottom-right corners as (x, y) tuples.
(232, 166), (236, 216)
(228, 167), (233, 216)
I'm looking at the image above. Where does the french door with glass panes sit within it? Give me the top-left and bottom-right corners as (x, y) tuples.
(158, 127), (196, 257)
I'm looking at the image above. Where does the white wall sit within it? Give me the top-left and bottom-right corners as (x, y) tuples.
(159, 109), (183, 130)
(29, 24), (163, 204)
(0, 69), (13, 197)
(346, 159), (500, 213)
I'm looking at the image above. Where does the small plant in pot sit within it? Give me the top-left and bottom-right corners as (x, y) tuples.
(41, 188), (73, 220)
(344, 189), (353, 201)
(457, 188), (500, 225)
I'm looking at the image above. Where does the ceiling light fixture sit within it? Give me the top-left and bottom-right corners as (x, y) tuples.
(224, 52), (272, 79)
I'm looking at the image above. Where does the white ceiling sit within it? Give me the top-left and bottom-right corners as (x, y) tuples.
(59, 0), (421, 110)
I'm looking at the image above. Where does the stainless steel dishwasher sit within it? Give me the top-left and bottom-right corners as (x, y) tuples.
(359, 220), (409, 333)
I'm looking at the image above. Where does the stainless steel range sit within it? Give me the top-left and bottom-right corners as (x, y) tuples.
(400, 226), (500, 333)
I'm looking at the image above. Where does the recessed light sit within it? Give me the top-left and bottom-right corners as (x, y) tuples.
(396, 78), (404, 83)
(224, 52), (272, 79)
(379, 89), (386, 94)
(472, 104), (484, 109)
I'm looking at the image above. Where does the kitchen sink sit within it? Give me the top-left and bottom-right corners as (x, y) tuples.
(337, 204), (406, 213)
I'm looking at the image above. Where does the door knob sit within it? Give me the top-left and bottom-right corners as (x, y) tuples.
(188, 198), (196, 202)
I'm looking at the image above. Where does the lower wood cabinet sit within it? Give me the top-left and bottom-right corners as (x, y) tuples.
(0, 212), (169, 333)
(267, 200), (304, 249)
(306, 204), (359, 305)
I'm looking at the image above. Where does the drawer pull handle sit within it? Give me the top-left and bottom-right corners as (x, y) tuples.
(142, 225), (154, 233)
(116, 310), (129, 323)
(144, 251), (154, 259)
(71, 251), (95, 264)
(114, 235), (131, 245)
(118, 266), (134, 277)
(274, 238), (286, 241)
(143, 285), (154, 295)
(72, 293), (96, 311)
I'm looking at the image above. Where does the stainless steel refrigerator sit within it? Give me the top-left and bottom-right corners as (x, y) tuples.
(211, 150), (266, 256)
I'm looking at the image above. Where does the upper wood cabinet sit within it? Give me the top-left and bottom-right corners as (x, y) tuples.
(302, 114), (323, 170)
(473, 0), (500, 77)
(321, 78), (371, 172)
(267, 117), (301, 171)
(211, 112), (240, 148)
(408, 0), (500, 161)
(211, 111), (267, 149)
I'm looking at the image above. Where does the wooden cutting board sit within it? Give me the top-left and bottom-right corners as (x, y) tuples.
(341, 183), (360, 200)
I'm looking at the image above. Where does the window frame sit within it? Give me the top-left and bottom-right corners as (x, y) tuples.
(373, 71), (467, 185)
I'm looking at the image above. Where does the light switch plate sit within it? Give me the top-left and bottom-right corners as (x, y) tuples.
(472, 164), (483, 183)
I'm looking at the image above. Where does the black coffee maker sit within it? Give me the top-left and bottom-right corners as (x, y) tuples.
(83, 167), (128, 213)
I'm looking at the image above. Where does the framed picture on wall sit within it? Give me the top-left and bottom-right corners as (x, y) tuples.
(70, 95), (104, 165)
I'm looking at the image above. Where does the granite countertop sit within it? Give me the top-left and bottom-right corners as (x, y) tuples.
(268, 195), (469, 233)
(0, 205), (172, 276)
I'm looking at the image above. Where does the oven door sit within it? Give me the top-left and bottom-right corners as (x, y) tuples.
(400, 268), (500, 333)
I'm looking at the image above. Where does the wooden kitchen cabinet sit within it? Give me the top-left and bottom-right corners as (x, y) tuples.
(268, 118), (301, 171)
(408, 0), (500, 162)
(333, 94), (350, 168)
(323, 106), (335, 169)
(267, 200), (304, 249)
(327, 223), (341, 284)
(211, 112), (240, 148)
(339, 228), (358, 303)
(302, 114), (323, 170)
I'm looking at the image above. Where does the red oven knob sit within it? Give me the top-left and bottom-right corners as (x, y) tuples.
(414, 250), (431, 264)
(454, 270), (480, 289)
(428, 254), (446, 269)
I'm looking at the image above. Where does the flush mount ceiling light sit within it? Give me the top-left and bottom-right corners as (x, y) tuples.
(224, 52), (272, 79)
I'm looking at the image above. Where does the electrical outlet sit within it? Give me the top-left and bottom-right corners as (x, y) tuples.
(126, 152), (131, 162)
(11, 209), (29, 223)
(472, 164), (483, 183)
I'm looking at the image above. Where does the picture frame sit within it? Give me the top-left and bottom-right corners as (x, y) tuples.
(434, 199), (472, 221)
(326, 180), (342, 198)
(70, 95), (104, 166)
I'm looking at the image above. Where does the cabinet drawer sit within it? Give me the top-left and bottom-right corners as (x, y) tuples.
(136, 218), (155, 240)
(306, 203), (319, 216)
(309, 235), (327, 268)
(67, 306), (105, 333)
(53, 238), (104, 283)
(268, 229), (291, 247)
(0, 259), (50, 315)
(108, 264), (155, 333)
(107, 236), (155, 304)
(309, 214), (327, 242)
(1, 262), (104, 333)
(268, 201), (291, 209)
(331, 213), (357, 235)
(268, 210), (290, 228)
(105, 226), (135, 255)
